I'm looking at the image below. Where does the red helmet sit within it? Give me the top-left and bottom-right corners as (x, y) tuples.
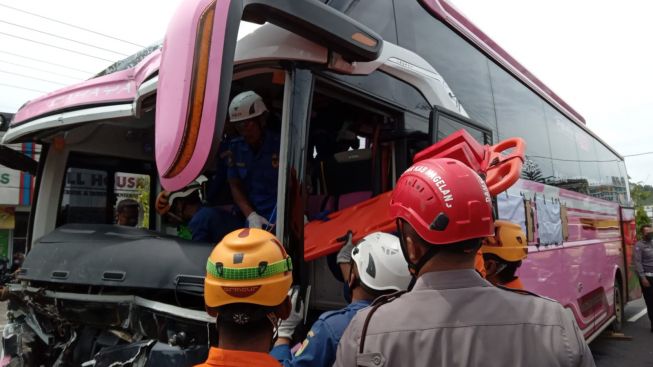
(390, 158), (494, 245)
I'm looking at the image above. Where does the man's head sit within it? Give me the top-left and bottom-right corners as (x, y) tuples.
(389, 158), (494, 277)
(116, 199), (139, 227)
(481, 220), (527, 285)
(162, 177), (207, 223)
(204, 228), (293, 349)
(347, 232), (412, 301)
(642, 224), (653, 241)
(229, 91), (268, 148)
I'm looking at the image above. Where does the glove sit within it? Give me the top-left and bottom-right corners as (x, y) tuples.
(278, 287), (304, 340)
(336, 232), (355, 264)
(247, 212), (270, 229)
(155, 191), (171, 215)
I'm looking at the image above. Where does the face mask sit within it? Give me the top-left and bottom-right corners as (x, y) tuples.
(644, 234), (653, 241)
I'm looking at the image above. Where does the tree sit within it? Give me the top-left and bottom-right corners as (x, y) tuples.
(630, 181), (653, 236)
(521, 158), (545, 183)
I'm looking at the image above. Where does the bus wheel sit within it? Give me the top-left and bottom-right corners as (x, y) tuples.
(611, 279), (624, 332)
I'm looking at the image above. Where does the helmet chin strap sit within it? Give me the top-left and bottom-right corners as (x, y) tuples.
(398, 228), (439, 291)
(487, 262), (507, 278)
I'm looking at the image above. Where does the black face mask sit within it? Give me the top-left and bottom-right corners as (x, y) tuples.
(644, 234), (653, 242)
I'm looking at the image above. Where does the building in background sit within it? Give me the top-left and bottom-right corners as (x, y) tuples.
(0, 112), (39, 261)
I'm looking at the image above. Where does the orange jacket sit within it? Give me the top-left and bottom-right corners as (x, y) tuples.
(195, 347), (281, 367)
(475, 250), (486, 278)
(501, 277), (525, 290)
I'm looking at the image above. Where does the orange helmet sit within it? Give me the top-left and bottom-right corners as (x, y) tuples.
(204, 228), (293, 308)
(482, 220), (528, 262)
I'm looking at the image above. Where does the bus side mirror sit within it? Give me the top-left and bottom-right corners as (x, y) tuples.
(242, 0), (383, 62)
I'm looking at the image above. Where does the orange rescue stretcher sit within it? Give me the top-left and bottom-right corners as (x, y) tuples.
(304, 129), (526, 261)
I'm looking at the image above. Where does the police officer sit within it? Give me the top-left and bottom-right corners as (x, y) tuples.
(195, 228), (293, 367)
(335, 158), (595, 367)
(482, 220), (528, 290)
(227, 91), (280, 229)
(269, 232), (411, 367)
(634, 224), (653, 332)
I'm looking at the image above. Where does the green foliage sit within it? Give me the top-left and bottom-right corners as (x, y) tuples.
(630, 181), (653, 237)
(630, 182), (653, 206)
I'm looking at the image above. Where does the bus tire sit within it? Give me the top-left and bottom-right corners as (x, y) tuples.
(611, 279), (624, 333)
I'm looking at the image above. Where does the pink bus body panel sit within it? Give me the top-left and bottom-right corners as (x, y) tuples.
(11, 51), (161, 126)
(155, 0), (233, 191)
(511, 179), (624, 337)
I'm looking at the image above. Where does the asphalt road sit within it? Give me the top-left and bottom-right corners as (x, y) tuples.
(0, 301), (649, 365)
(590, 299), (652, 367)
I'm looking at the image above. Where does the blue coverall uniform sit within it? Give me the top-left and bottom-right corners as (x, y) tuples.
(187, 206), (241, 244)
(227, 131), (280, 223)
(269, 300), (371, 367)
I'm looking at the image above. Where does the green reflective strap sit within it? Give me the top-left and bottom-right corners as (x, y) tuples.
(206, 257), (293, 280)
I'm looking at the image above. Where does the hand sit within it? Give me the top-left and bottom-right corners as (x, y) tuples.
(155, 191), (171, 215)
(278, 287), (304, 341)
(247, 212), (270, 229)
(642, 277), (651, 288)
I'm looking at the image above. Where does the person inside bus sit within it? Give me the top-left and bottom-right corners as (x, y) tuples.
(270, 232), (411, 367)
(634, 224), (653, 332)
(196, 228), (293, 367)
(155, 177), (240, 243)
(481, 220), (528, 290)
(115, 199), (140, 227)
(227, 91), (280, 229)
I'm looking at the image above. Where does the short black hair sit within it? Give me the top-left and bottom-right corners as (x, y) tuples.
(116, 199), (139, 213)
(216, 303), (275, 337)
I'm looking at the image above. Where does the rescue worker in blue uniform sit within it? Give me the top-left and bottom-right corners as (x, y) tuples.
(269, 232), (411, 367)
(227, 91), (280, 229)
(155, 177), (240, 243)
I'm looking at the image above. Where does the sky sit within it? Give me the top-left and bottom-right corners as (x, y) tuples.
(0, 0), (651, 185)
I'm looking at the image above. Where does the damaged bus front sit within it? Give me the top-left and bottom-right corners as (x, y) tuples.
(0, 0), (471, 365)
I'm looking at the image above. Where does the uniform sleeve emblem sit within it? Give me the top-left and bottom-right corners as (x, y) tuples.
(294, 330), (314, 357)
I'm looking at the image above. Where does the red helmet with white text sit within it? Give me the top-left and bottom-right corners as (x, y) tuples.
(390, 158), (494, 245)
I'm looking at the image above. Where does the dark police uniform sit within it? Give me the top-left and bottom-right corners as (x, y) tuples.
(270, 300), (371, 367)
(227, 131), (280, 222)
(335, 270), (595, 367)
(634, 238), (653, 326)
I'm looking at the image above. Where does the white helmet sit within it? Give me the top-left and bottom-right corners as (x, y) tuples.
(228, 91), (268, 123)
(169, 175), (208, 204)
(351, 232), (412, 292)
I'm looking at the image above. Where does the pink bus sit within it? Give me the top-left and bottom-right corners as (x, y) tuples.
(0, 0), (637, 364)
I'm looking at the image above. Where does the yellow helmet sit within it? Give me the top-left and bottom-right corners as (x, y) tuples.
(204, 228), (292, 308)
(482, 220), (528, 262)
